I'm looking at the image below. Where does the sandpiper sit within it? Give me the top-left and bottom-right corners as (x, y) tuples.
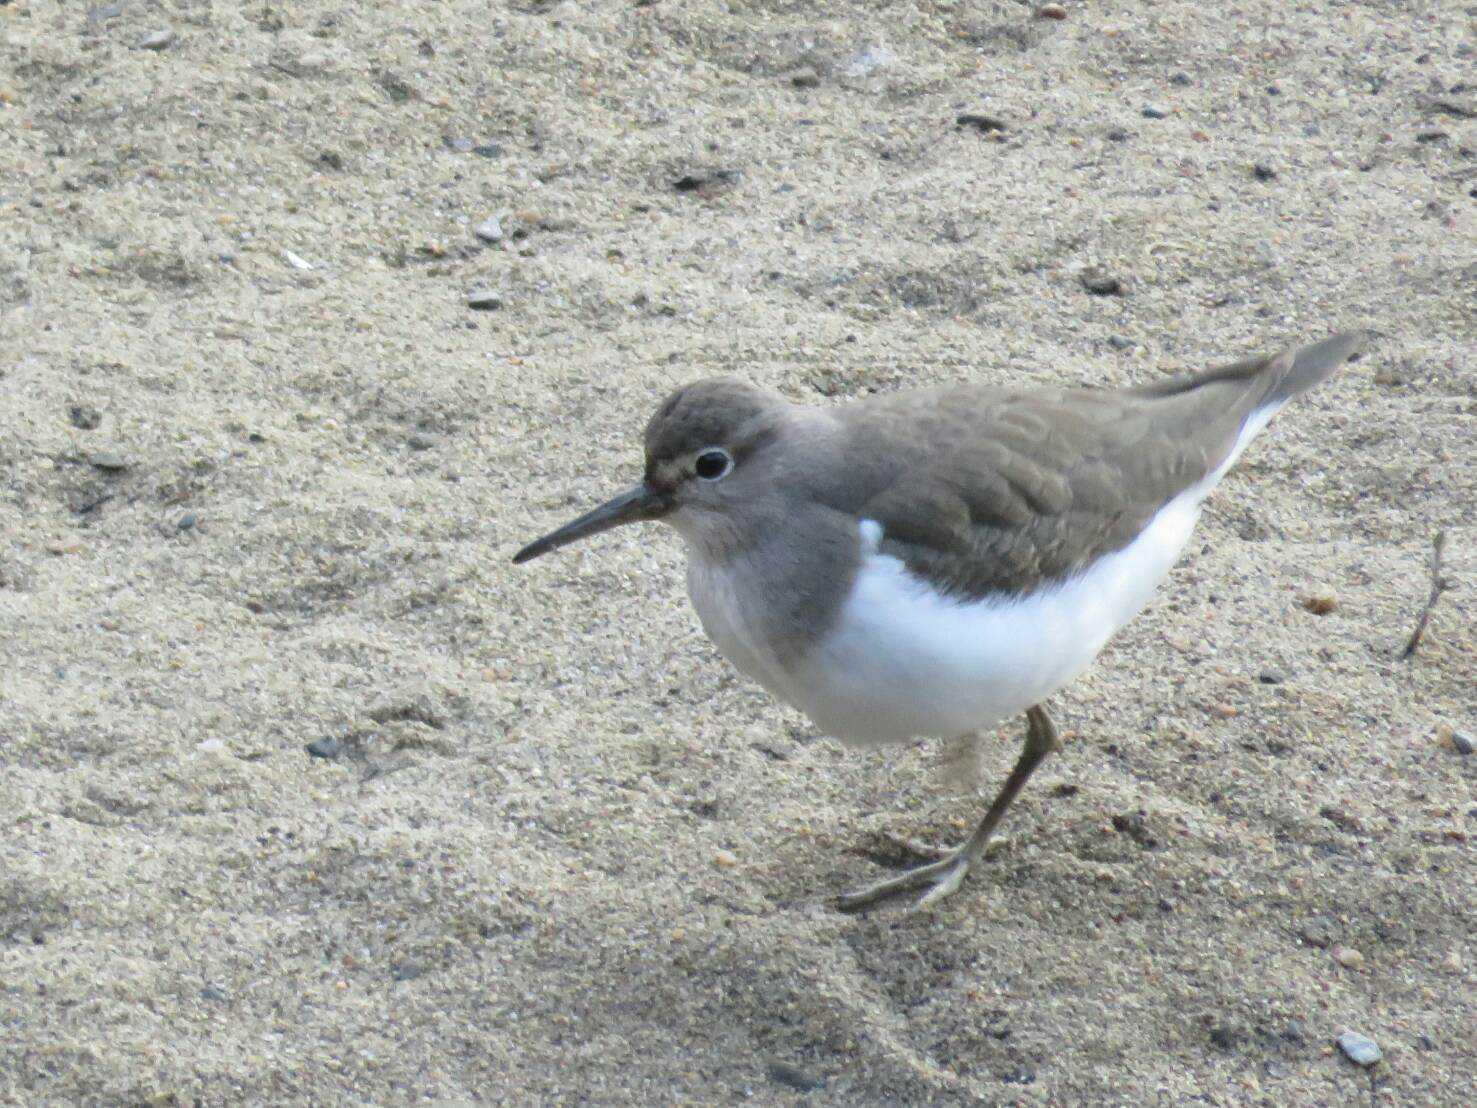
(514, 332), (1366, 909)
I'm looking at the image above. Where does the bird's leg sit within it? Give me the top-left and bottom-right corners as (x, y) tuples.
(836, 705), (1061, 912)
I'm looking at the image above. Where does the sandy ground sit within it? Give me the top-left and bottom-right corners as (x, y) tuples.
(1, 0), (1474, 1103)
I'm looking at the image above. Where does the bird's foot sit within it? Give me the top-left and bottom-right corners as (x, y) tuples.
(838, 834), (1009, 913)
(836, 847), (974, 913)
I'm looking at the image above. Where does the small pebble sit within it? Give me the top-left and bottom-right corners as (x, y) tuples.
(199, 984), (229, 1003)
(1142, 103), (1170, 119)
(1253, 163), (1278, 181)
(88, 450), (130, 471)
(1332, 945), (1364, 969)
(1035, 4), (1068, 19)
(69, 404), (102, 430)
(1300, 593), (1337, 615)
(138, 29), (174, 51)
(957, 113), (1008, 133)
(176, 512), (197, 531)
(306, 737), (343, 760)
(196, 738), (226, 753)
(443, 136), (474, 153)
(1444, 727), (1474, 755)
(1107, 335), (1133, 350)
(766, 1059), (824, 1092)
(713, 850), (738, 868)
(1208, 702), (1239, 719)
(1257, 671), (1285, 684)
(407, 432), (438, 451)
(1169, 72), (1193, 87)
(789, 67), (820, 89)
(466, 289), (503, 311)
(1080, 267), (1124, 296)
(1298, 916), (1337, 948)
(472, 143), (503, 159)
(473, 216), (504, 244)
(1336, 1030), (1382, 1067)
(673, 168), (741, 194)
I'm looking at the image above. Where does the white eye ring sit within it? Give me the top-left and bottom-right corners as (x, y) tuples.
(694, 448), (733, 481)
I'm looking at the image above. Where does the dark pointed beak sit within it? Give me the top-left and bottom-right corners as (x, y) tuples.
(512, 482), (670, 564)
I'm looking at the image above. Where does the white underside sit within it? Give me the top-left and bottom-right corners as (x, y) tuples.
(796, 496), (1200, 745)
(686, 405), (1280, 747)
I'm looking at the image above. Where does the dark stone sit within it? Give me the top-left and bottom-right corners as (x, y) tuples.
(1209, 1025), (1241, 1051)
(956, 113), (1007, 133)
(1430, 97), (1477, 119)
(766, 1059), (823, 1092)
(306, 737), (343, 760)
(1080, 268), (1124, 296)
(673, 168), (741, 193)
(1253, 163), (1278, 181)
(69, 404), (101, 430)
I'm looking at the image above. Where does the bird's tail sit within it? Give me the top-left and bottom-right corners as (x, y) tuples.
(1265, 331), (1368, 407)
(1130, 330), (1370, 487)
(1134, 330), (1368, 407)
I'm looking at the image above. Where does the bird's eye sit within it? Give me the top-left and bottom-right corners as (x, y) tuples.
(694, 449), (733, 481)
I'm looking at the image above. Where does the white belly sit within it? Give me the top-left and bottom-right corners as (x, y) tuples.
(789, 490), (1206, 745)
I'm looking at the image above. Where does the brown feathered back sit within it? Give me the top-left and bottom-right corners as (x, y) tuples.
(808, 333), (1364, 600)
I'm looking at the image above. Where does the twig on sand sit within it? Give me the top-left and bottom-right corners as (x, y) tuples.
(1401, 530), (1450, 658)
